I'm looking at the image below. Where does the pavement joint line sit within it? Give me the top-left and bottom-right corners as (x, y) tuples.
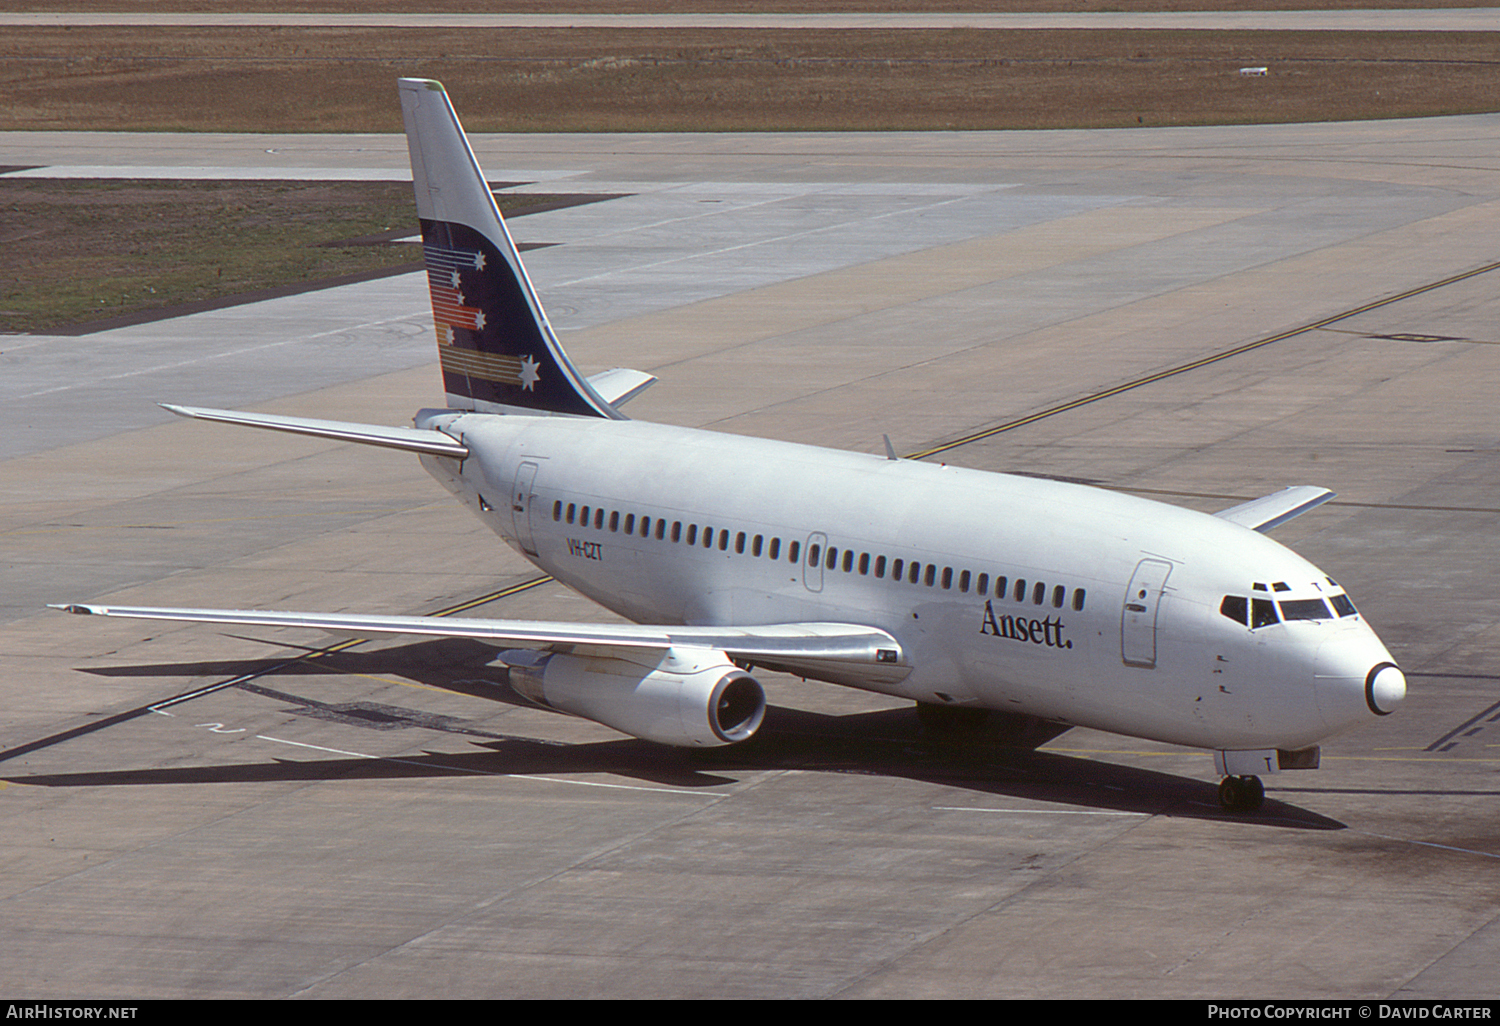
(906, 257), (1500, 460)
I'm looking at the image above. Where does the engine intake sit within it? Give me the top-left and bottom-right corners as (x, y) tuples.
(503, 647), (766, 747)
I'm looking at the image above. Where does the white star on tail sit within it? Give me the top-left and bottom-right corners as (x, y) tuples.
(519, 354), (541, 391)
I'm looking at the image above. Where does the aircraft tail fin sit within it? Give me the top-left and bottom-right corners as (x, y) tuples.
(398, 78), (621, 419)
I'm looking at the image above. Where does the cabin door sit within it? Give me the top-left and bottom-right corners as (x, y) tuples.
(802, 532), (827, 593)
(1121, 558), (1173, 668)
(511, 461), (539, 556)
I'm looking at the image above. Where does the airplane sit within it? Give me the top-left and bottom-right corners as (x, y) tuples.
(54, 77), (1407, 814)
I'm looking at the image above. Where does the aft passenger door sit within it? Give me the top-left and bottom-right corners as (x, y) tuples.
(511, 461), (539, 556)
(1121, 558), (1173, 668)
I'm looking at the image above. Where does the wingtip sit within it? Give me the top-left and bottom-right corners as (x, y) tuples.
(49, 603), (95, 615)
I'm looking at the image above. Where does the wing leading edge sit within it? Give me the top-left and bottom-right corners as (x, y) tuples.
(51, 603), (910, 687)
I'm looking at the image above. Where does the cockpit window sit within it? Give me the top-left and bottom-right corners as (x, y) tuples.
(1220, 595), (1248, 625)
(1251, 598), (1279, 629)
(1280, 598), (1332, 621)
(1329, 593), (1358, 618)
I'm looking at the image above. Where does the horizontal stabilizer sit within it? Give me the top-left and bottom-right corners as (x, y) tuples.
(586, 368), (658, 407)
(51, 603), (910, 686)
(160, 404), (469, 458)
(1214, 485), (1335, 533)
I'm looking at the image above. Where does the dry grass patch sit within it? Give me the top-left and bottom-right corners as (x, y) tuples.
(3, 27), (1498, 133)
(0, 179), (586, 334)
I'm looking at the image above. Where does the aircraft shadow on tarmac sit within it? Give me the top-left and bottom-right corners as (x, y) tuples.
(19, 637), (1350, 830)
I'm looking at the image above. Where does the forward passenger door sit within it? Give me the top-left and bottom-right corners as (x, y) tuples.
(1122, 558), (1173, 668)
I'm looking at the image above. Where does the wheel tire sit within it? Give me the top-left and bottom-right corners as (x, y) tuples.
(1218, 775), (1265, 813)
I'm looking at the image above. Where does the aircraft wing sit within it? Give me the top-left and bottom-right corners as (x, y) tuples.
(1213, 485), (1335, 533)
(51, 603), (909, 686)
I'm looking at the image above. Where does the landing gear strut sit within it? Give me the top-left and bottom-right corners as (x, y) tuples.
(1217, 774), (1265, 813)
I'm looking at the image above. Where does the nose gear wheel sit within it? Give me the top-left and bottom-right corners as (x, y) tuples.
(1218, 774), (1265, 813)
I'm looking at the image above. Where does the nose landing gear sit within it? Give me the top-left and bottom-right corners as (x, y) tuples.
(1218, 774), (1265, 813)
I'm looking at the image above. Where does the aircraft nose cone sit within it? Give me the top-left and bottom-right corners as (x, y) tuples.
(1365, 662), (1406, 716)
(1314, 634), (1403, 731)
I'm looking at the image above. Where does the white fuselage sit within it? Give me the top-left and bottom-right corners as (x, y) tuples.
(416, 409), (1396, 754)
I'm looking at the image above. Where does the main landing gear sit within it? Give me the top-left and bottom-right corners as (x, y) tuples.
(1217, 774), (1265, 813)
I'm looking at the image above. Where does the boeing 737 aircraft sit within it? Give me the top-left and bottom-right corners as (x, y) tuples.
(57, 78), (1407, 814)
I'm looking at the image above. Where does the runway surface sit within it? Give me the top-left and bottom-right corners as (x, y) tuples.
(2, 114), (1499, 998)
(3, 10), (1498, 30)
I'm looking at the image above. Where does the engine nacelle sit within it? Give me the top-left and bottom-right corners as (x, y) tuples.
(503, 647), (766, 747)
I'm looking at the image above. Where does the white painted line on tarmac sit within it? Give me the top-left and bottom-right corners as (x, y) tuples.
(257, 734), (720, 797)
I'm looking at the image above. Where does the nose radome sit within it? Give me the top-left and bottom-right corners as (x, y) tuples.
(1366, 662), (1406, 716)
(1315, 634), (1403, 731)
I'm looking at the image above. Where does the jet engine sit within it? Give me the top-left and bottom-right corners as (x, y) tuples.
(502, 647), (766, 747)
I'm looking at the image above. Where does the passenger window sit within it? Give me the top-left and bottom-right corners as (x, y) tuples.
(1052, 585), (1065, 609)
(553, 501), (562, 522)
(623, 513), (634, 535)
(941, 567), (952, 589)
(826, 547), (838, 570)
(580, 505), (591, 527)
(875, 555), (886, 578)
(1014, 579), (1026, 602)
(892, 558), (904, 581)
(924, 565), (936, 587)
(655, 519), (665, 541)
(735, 531), (746, 554)
(789, 540), (800, 563)
(859, 553), (870, 575)
(808, 544), (821, 566)
(752, 535), (763, 557)
(703, 526), (714, 548)
(594, 509), (605, 530)
(1033, 582), (1045, 605)
(909, 562), (922, 585)
(768, 537), (780, 560)
(1072, 588), (1086, 612)
(718, 530), (729, 551)
(977, 573), (988, 595)
(1251, 598), (1279, 629)
(1220, 595), (1248, 625)
(567, 503), (577, 525)
(686, 524), (697, 545)
(959, 570), (971, 593)
(995, 576), (1008, 600)
(842, 550), (854, 573)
